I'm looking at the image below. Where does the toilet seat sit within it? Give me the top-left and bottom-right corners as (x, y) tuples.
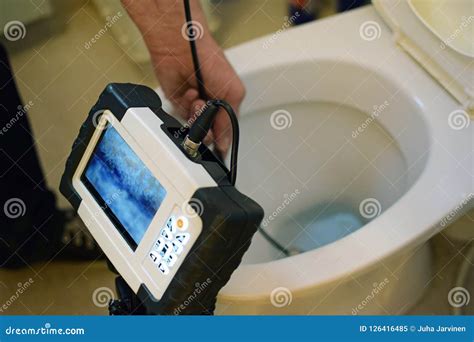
(373, 0), (473, 113)
(212, 6), (472, 309)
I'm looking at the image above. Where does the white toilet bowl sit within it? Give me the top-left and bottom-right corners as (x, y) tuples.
(157, 1), (472, 314)
(206, 2), (472, 315)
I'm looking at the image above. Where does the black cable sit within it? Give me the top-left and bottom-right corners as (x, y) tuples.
(258, 227), (291, 257)
(183, 0), (237, 185)
(210, 99), (239, 186)
(182, 0), (289, 255)
(183, 0), (207, 100)
(185, 99), (238, 185)
(183, 0), (226, 163)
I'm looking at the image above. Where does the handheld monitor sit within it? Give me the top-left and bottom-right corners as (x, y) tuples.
(60, 83), (263, 315)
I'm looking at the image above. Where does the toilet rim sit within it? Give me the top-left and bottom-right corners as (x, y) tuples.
(215, 6), (472, 299)
(155, 6), (471, 299)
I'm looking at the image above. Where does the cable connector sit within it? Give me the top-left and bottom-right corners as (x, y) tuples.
(182, 102), (219, 158)
(182, 135), (201, 158)
(180, 99), (239, 185)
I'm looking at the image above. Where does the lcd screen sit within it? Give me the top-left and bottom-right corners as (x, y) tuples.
(82, 124), (167, 250)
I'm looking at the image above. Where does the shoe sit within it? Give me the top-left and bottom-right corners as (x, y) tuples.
(54, 209), (104, 261)
(0, 208), (103, 269)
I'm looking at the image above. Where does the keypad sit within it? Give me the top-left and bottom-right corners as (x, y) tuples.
(149, 215), (190, 275)
(175, 233), (190, 245)
(160, 228), (173, 240)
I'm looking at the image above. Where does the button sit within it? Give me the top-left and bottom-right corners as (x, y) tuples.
(159, 242), (173, 257)
(166, 216), (177, 233)
(158, 262), (169, 275)
(153, 237), (165, 251)
(171, 240), (183, 255)
(175, 233), (190, 246)
(174, 216), (189, 231)
(160, 227), (173, 240)
(164, 253), (177, 267)
(149, 251), (161, 264)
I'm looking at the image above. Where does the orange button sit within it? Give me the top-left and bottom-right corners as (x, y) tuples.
(174, 216), (189, 231)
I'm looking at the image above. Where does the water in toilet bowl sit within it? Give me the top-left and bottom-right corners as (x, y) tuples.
(236, 101), (409, 265)
(242, 201), (366, 263)
(281, 202), (365, 252)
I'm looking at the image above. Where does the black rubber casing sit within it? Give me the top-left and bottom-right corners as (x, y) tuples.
(60, 83), (263, 315)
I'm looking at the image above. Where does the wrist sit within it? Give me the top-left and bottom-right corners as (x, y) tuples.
(150, 33), (218, 67)
(123, 0), (213, 59)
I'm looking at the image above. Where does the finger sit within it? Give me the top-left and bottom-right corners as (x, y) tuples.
(202, 130), (214, 146)
(174, 88), (199, 119)
(187, 100), (227, 156)
(212, 110), (232, 156)
(189, 99), (207, 123)
(212, 88), (244, 156)
(212, 78), (245, 155)
(227, 83), (246, 117)
(183, 88), (199, 108)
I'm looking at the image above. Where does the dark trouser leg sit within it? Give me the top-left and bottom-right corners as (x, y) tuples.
(0, 43), (61, 268)
(338, 0), (368, 12)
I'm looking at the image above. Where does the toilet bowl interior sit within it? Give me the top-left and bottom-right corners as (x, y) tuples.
(235, 60), (430, 264)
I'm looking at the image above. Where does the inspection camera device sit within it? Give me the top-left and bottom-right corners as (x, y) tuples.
(59, 1), (265, 315)
(60, 83), (263, 315)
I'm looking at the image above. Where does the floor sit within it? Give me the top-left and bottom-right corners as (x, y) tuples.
(0, 0), (472, 315)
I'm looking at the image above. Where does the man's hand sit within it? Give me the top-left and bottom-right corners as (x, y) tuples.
(122, 0), (245, 156)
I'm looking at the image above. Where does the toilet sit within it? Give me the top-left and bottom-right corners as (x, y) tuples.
(160, 0), (473, 314)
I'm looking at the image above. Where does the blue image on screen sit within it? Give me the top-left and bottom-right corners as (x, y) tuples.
(84, 125), (166, 247)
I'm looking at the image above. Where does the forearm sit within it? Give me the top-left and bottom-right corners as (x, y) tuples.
(122, 0), (245, 155)
(122, 0), (212, 58)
